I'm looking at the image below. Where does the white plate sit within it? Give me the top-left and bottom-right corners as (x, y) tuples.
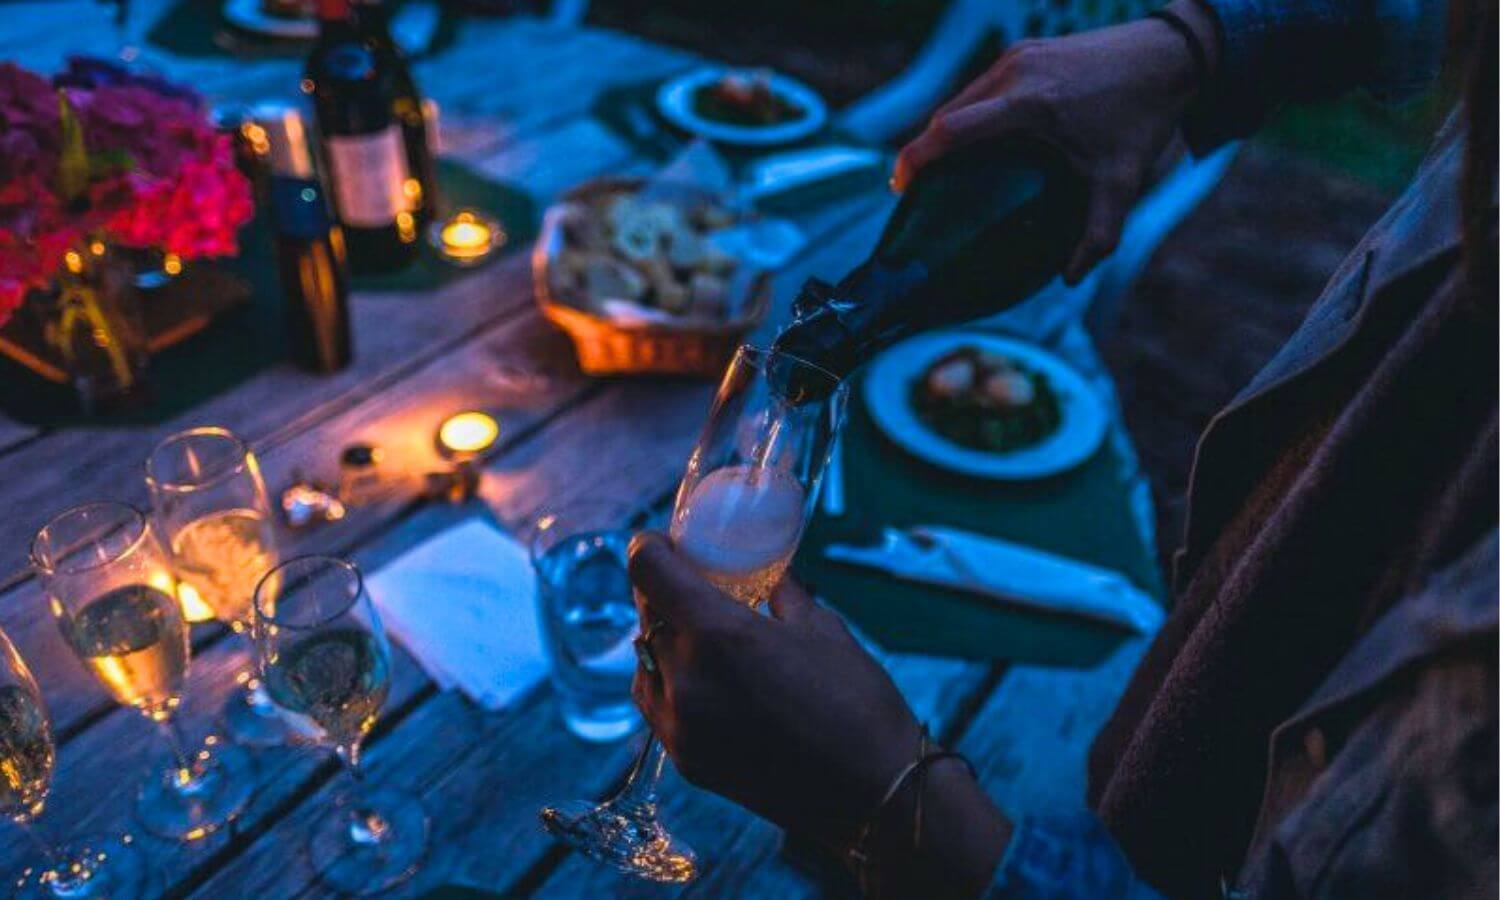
(222, 0), (317, 39)
(864, 332), (1108, 480)
(656, 68), (827, 147)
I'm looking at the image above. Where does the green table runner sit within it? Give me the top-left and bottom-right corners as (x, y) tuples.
(793, 362), (1164, 667)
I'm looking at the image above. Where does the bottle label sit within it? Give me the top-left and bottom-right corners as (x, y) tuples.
(325, 127), (411, 227)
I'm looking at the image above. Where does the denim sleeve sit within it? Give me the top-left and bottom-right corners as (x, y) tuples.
(1183, 0), (1449, 151)
(981, 813), (1167, 899)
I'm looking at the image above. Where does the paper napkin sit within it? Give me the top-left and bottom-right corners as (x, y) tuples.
(366, 518), (548, 710)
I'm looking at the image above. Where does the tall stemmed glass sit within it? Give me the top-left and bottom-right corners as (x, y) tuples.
(539, 345), (848, 883)
(146, 427), (288, 747)
(253, 556), (428, 896)
(31, 502), (253, 842)
(0, 624), (148, 898)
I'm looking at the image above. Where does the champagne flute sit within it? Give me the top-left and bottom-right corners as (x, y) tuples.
(539, 345), (847, 882)
(253, 555), (428, 895)
(0, 624), (148, 898)
(146, 427), (289, 747)
(31, 502), (254, 842)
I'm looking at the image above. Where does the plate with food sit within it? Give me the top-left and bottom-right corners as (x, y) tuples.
(533, 178), (771, 376)
(864, 332), (1108, 480)
(656, 67), (827, 147)
(222, 0), (318, 39)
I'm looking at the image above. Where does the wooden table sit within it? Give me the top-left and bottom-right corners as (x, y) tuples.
(0, 5), (1154, 895)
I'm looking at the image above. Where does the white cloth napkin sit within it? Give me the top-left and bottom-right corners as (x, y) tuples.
(366, 518), (547, 710)
(825, 525), (1164, 633)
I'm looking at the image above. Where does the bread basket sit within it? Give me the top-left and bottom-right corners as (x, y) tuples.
(533, 178), (771, 378)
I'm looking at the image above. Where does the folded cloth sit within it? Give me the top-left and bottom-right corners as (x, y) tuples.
(366, 518), (547, 710)
(825, 525), (1164, 633)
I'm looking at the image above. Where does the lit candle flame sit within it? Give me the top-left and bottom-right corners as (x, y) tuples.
(438, 411), (500, 457)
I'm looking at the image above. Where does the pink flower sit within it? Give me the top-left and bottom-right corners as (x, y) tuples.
(0, 61), (253, 330)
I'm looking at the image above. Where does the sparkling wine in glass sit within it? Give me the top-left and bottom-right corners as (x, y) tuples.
(0, 624), (149, 898)
(31, 502), (254, 843)
(147, 427), (288, 747)
(539, 345), (847, 882)
(254, 555), (427, 895)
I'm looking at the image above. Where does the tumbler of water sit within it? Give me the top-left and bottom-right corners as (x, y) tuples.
(531, 500), (641, 742)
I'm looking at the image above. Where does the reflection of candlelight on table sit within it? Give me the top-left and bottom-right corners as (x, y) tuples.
(430, 209), (504, 266)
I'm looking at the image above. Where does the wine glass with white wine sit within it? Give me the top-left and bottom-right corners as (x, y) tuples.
(30, 502), (254, 843)
(146, 427), (288, 747)
(253, 555), (428, 896)
(0, 623), (148, 898)
(539, 345), (847, 882)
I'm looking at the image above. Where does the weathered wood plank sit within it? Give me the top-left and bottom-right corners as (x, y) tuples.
(958, 634), (1150, 816)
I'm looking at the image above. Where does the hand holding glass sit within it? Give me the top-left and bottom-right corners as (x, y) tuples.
(539, 346), (847, 882)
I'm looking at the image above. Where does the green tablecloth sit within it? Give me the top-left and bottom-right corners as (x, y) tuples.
(793, 364), (1164, 667)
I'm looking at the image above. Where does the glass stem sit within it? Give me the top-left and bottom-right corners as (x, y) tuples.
(158, 715), (202, 792)
(610, 737), (668, 817)
(336, 743), (390, 847)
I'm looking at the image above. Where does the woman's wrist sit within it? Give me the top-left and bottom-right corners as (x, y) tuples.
(862, 752), (1012, 898)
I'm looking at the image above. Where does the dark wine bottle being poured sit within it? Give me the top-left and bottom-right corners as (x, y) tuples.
(771, 140), (1088, 401)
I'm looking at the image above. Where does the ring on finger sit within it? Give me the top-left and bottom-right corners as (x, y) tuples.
(634, 618), (669, 675)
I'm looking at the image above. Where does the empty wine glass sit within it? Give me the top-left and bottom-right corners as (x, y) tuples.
(253, 555), (427, 896)
(146, 427), (288, 747)
(0, 623), (148, 898)
(31, 502), (254, 843)
(539, 345), (847, 882)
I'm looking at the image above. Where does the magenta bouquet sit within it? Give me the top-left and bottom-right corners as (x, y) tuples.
(0, 58), (252, 328)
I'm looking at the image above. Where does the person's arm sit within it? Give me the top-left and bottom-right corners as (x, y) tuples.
(892, 0), (1448, 283)
(1187, 0), (1448, 150)
(626, 534), (1164, 898)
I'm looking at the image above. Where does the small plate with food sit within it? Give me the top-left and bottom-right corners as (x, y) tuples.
(864, 332), (1108, 480)
(656, 67), (827, 147)
(223, 0), (318, 39)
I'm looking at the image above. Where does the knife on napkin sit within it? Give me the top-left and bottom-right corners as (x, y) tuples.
(824, 525), (1164, 633)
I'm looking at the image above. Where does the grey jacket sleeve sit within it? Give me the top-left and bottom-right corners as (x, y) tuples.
(1183, 0), (1449, 150)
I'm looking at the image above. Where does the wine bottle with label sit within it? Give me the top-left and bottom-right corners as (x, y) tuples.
(351, 0), (438, 226)
(305, 0), (418, 273)
(772, 141), (1089, 398)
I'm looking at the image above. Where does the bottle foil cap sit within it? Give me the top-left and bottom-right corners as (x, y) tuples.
(250, 102), (316, 179)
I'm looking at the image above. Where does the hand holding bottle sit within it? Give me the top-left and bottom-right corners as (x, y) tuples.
(893, 0), (1220, 283)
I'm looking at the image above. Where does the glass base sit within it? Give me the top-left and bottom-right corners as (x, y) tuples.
(136, 740), (254, 842)
(10, 834), (149, 899)
(310, 786), (428, 896)
(560, 700), (640, 744)
(539, 799), (697, 883)
(223, 684), (292, 748)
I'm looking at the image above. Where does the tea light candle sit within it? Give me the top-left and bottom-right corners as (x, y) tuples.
(437, 411), (500, 459)
(430, 209), (503, 266)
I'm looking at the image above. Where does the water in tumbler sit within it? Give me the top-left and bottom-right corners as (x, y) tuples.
(534, 530), (639, 742)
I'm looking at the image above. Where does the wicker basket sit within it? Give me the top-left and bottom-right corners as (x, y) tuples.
(533, 179), (771, 378)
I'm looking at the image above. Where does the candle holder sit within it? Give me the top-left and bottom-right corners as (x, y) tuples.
(428, 209), (504, 267)
(434, 411), (500, 502)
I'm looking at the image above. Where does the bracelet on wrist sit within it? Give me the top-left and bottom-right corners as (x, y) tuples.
(1147, 8), (1210, 90)
(846, 727), (978, 896)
